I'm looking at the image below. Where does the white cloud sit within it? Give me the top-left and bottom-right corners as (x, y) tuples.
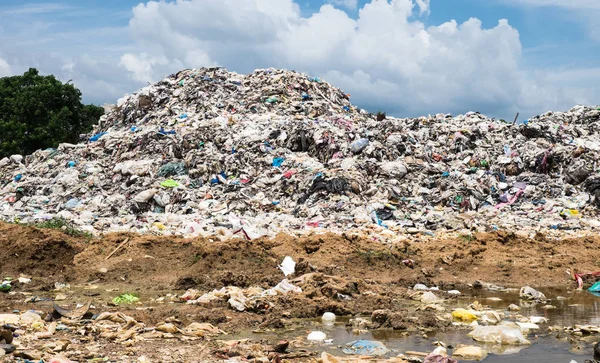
(329, 0), (359, 10)
(414, 0), (430, 15)
(121, 0), (538, 116)
(120, 53), (170, 82)
(1, 0), (598, 118)
(0, 58), (12, 77)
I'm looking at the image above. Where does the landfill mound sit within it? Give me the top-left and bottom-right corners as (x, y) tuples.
(1, 67), (600, 239)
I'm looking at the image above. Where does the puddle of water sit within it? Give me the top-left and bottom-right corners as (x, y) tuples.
(240, 288), (600, 362)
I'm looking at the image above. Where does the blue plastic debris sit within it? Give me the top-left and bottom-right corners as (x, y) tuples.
(589, 281), (600, 292)
(158, 127), (176, 135)
(272, 157), (285, 167)
(130, 126), (138, 132)
(89, 132), (108, 142)
(179, 113), (188, 119)
(14, 174), (22, 182)
(350, 138), (369, 154)
(342, 340), (390, 356)
(67, 160), (76, 168)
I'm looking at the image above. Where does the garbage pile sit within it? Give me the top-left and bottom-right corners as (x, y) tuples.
(1, 67), (600, 238)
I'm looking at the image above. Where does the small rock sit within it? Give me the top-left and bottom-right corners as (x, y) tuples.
(99, 268), (108, 274)
(453, 345), (488, 360)
(508, 304), (520, 312)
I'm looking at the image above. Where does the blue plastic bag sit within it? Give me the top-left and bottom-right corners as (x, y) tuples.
(89, 132), (108, 142)
(272, 157), (285, 167)
(342, 340), (389, 356)
(588, 281), (600, 292)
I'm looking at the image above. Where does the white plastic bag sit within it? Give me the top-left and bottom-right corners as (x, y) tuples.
(468, 325), (531, 345)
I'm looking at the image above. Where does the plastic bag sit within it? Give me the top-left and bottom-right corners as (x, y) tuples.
(468, 325), (531, 345)
(519, 286), (546, 300)
(452, 308), (478, 322)
(279, 256), (296, 276)
(112, 293), (140, 305)
(588, 281), (600, 292)
(350, 138), (369, 154)
(342, 340), (389, 356)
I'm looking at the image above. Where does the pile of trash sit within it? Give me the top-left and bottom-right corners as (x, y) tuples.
(1, 67), (600, 238)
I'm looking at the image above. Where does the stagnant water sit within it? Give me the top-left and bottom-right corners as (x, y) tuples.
(241, 287), (600, 362)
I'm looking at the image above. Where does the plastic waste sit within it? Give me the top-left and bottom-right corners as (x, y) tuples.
(112, 293), (140, 305)
(452, 309), (478, 322)
(342, 340), (390, 356)
(421, 291), (439, 303)
(424, 354), (458, 363)
(0, 281), (11, 292)
(279, 256), (296, 276)
(349, 138), (369, 154)
(589, 281), (600, 292)
(64, 198), (81, 210)
(322, 312), (336, 324)
(468, 325), (531, 345)
(160, 179), (180, 188)
(157, 162), (187, 177)
(89, 132), (107, 142)
(307, 331), (327, 342)
(519, 286), (546, 301)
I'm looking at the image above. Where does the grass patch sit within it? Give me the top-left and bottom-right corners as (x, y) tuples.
(458, 234), (475, 242)
(32, 217), (93, 240)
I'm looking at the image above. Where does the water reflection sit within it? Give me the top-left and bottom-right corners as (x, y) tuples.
(240, 288), (600, 362)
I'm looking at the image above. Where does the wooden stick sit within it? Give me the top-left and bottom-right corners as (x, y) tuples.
(105, 238), (130, 260)
(512, 112), (520, 126)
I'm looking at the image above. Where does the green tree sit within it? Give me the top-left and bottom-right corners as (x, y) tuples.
(0, 68), (104, 157)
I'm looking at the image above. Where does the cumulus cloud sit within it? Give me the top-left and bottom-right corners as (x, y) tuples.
(120, 53), (170, 82)
(0, 58), (11, 77)
(122, 0), (534, 116)
(1, 0), (597, 117)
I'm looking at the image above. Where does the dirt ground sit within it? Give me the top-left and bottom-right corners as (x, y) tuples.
(1, 222), (599, 362)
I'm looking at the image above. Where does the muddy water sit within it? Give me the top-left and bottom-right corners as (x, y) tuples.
(243, 288), (600, 362)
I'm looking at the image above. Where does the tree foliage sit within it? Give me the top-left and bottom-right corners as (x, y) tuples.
(0, 68), (104, 157)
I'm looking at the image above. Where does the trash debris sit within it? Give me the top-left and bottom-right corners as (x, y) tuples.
(451, 309), (478, 322)
(322, 312), (336, 324)
(112, 293), (140, 305)
(279, 256), (296, 276)
(307, 331), (327, 342)
(519, 286), (546, 301)
(0, 67), (597, 240)
(342, 340), (390, 356)
(0, 280), (11, 292)
(53, 300), (91, 320)
(468, 325), (531, 345)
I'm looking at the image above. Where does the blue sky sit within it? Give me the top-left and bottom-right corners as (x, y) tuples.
(0, 0), (598, 119)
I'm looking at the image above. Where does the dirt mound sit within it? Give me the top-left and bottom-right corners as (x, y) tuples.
(0, 223), (82, 282)
(72, 231), (408, 290)
(2, 222), (599, 291)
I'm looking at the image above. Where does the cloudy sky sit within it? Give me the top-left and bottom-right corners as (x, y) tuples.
(0, 0), (599, 119)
